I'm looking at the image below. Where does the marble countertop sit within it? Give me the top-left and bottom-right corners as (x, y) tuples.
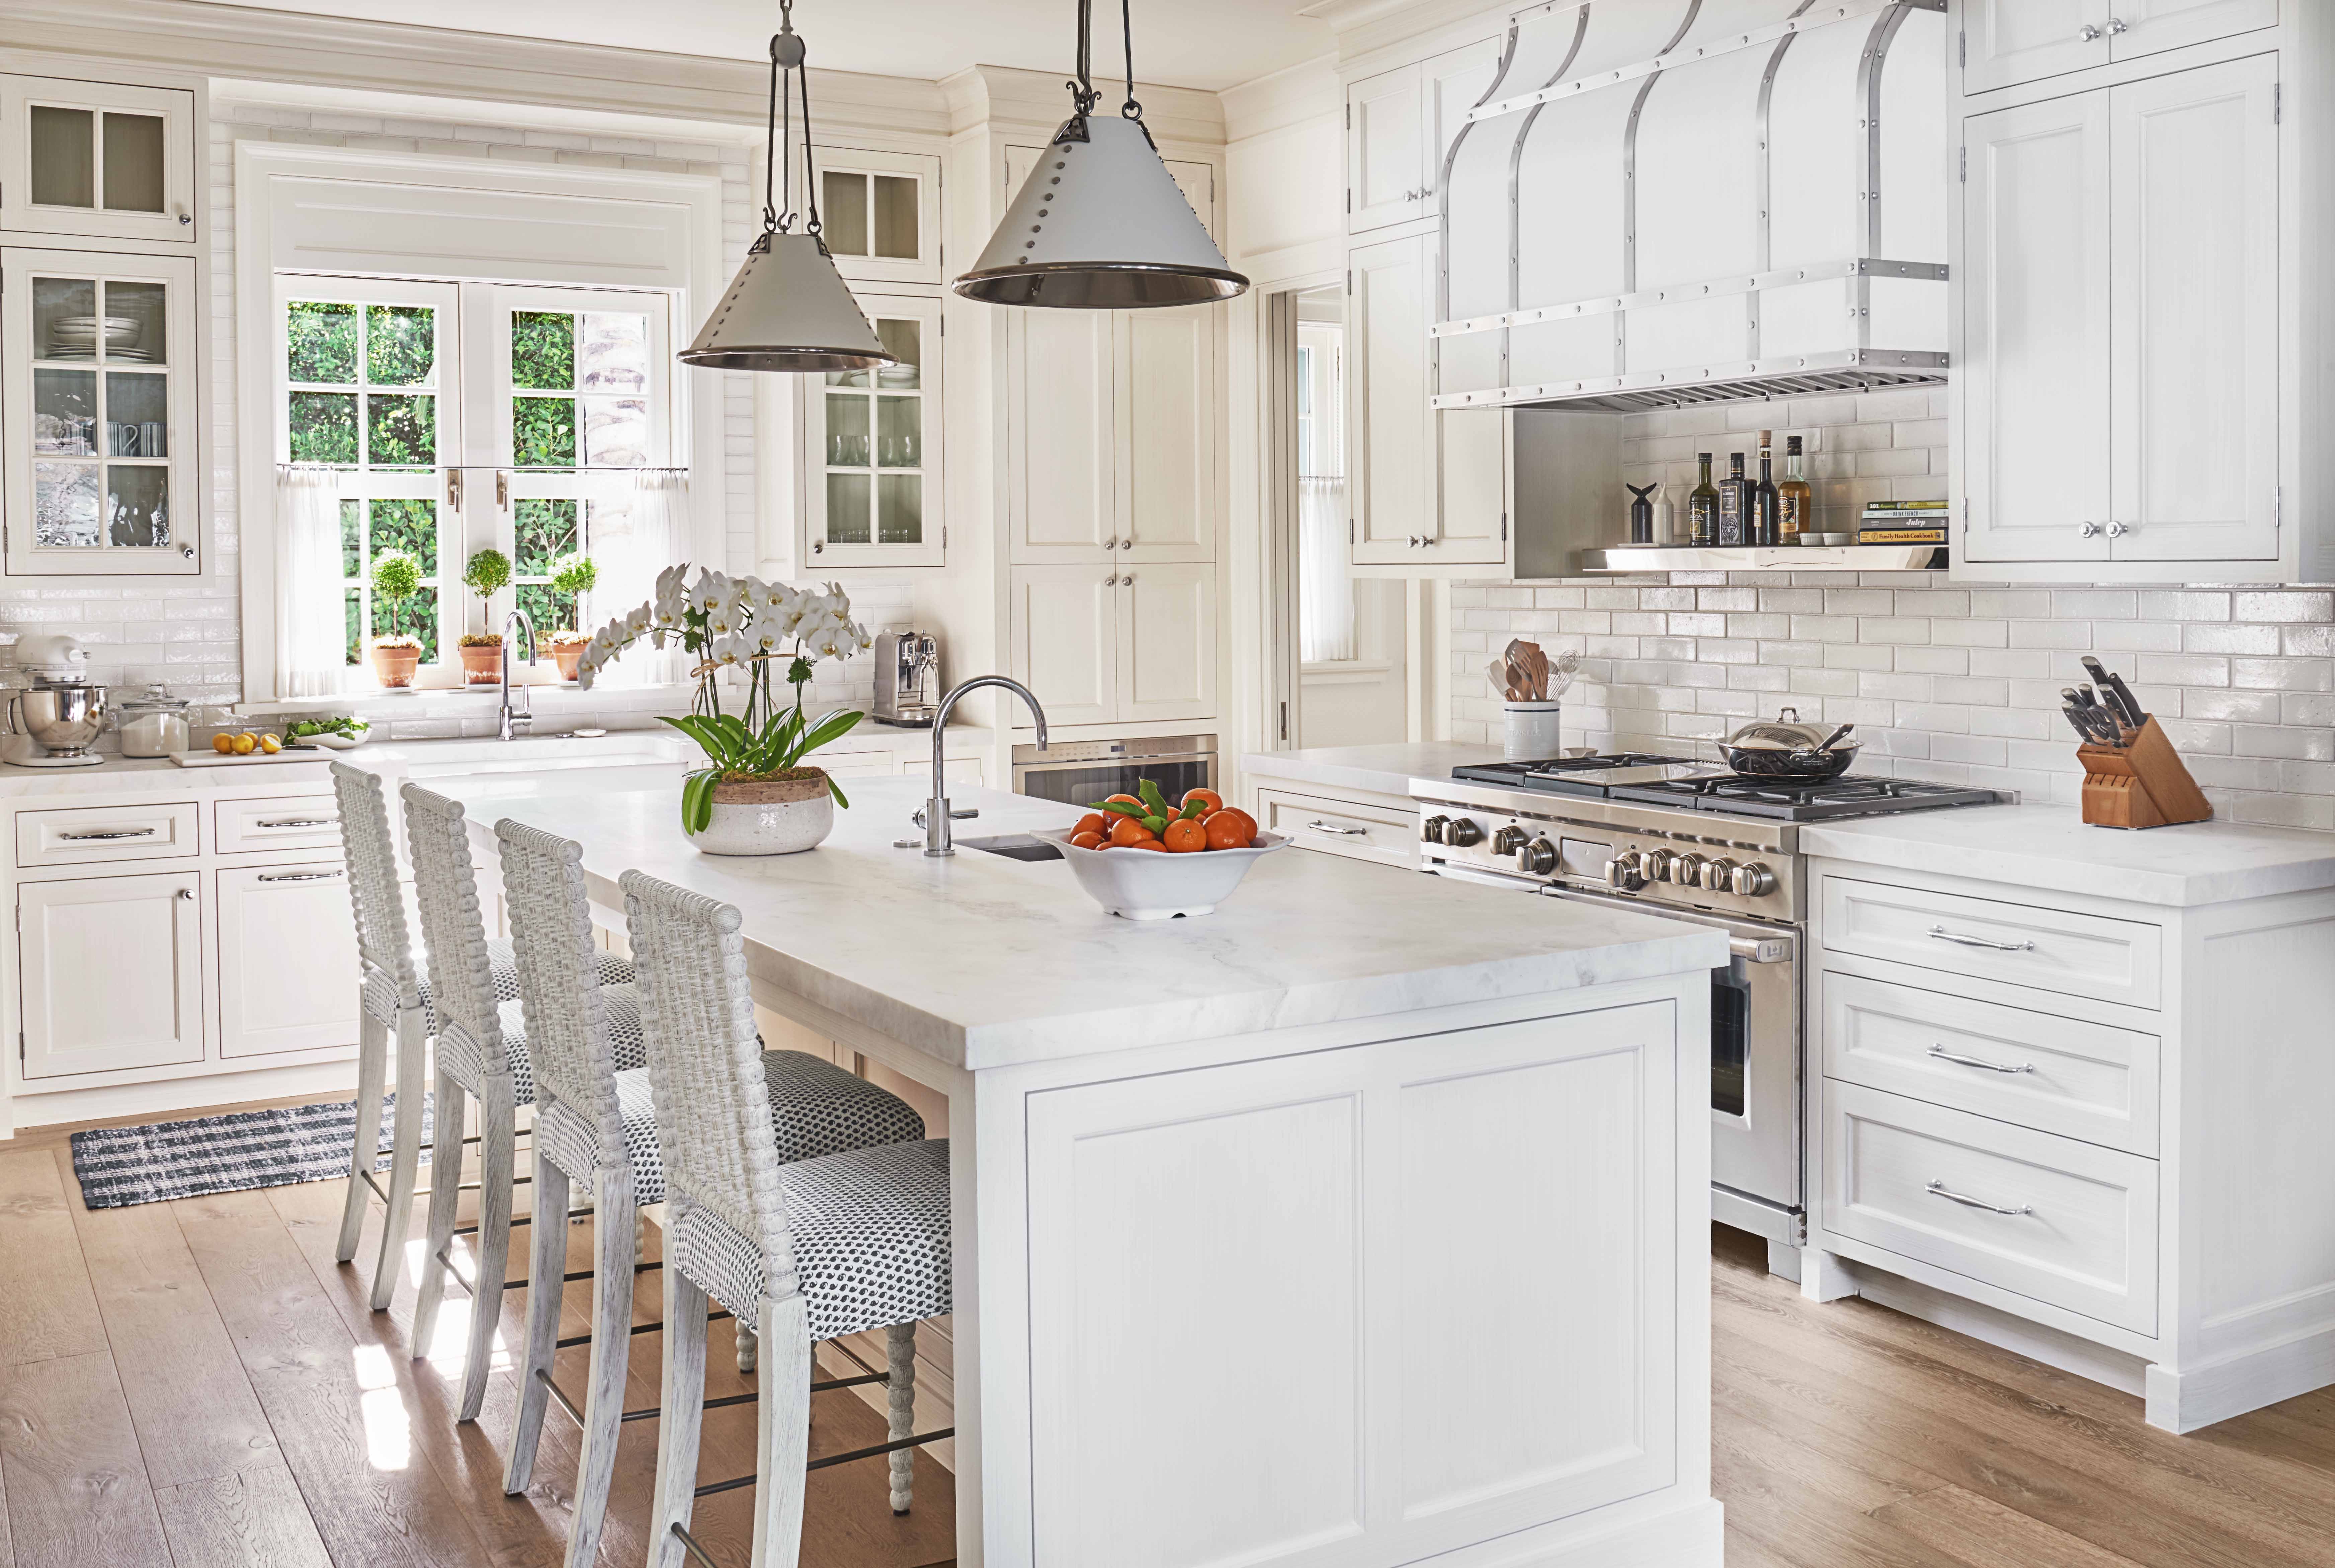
(1241, 742), (1506, 801)
(440, 772), (1728, 1071)
(1803, 800), (2335, 908)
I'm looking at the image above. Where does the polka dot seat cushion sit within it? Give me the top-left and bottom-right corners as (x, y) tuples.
(365, 941), (634, 1035)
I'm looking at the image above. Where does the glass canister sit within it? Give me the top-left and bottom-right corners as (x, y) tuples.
(115, 683), (191, 757)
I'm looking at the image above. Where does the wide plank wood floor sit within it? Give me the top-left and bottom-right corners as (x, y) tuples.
(7, 1099), (2335, 1566)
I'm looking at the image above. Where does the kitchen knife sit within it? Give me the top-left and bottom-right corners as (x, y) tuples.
(2062, 705), (2102, 743)
(2082, 657), (2146, 729)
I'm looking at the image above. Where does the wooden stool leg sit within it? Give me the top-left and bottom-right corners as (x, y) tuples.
(885, 1321), (918, 1514)
(336, 1004), (389, 1263)
(647, 1261), (710, 1568)
(748, 1295), (813, 1568)
(368, 1003), (429, 1312)
(563, 1167), (638, 1568)
(409, 1064), (467, 1356)
(504, 1146), (570, 1496)
(459, 1073), (517, 1422)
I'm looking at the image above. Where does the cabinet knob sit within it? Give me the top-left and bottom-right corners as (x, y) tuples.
(2105, 16), (2128, 34)
(2078, 22), (2104, 40)
(1121, 572), (1136, 584)
(1104, 538), (1118, 550)
(2106, 520), (2129, 538)
(1120, 537), (1133, 549)
(177, 887), (194, 901)
(1104, 574), (1118, 587)
(2077, 521), (2101, 539)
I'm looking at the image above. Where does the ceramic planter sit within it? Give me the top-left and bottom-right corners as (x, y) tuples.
(458, 641), (503, 685)
(552, 641), (586, 682)
(369, 643), (420, 688)
(692, 770), (835, 856)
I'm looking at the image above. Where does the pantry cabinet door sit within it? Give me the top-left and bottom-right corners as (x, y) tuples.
(1116, 309), (1215, 562)
(19, 871), (204, 1079)
(0, 75), (198, 244)
(1011, 565), (1118, 726)
(1008, 308), (1118, 563)
(216, 864), (361, 1059)
(1348, 233), (1434, 567)
(1959, 92), (2113, 565)
(2108, 0), (2278, 66)
(1962, 0), (2111, 94)
(1116, 562), (1218, 726)
(2108, 56), (2280, 564)
(1347, 64), (1429, 233)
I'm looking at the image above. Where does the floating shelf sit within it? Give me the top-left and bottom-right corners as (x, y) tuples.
(1576, 544), (1946, 574)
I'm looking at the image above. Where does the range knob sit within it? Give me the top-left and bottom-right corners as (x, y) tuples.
(1607, 849), (1648, 892)
(1492, 825), (1530, 856)
(1421, 815), (1451, 845)
(1700, 857), (1738, 892)
(1672, 852), (1708, 887)
(1518, 836), (1557, 875)
(1444, 817), (1485, 848)
(1640, 848), (1676, 883)
(1730, 860), (1778, 897)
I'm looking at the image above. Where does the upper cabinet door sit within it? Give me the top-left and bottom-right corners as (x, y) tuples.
(805, 292), (943, 568)
(1962, 0), (2112, 94)
(2108, 0), (2279, 66)
(1348, 233), (1433, 565)
(1116, 309), (1215, 562)
(1421, 38), (1506, 210)
(1348, 65), (1429, 233)
(0, 75), (197, 244)
(1959, 94), (2114, 565)
(809, 145), (943, 286)
(2108, 56), (2280, 564)
(1117, 561), (1218, 726)
(1009, 307), (1117, 562)
(1429, 407), (1509, 567)
(3, 247), (202, 576)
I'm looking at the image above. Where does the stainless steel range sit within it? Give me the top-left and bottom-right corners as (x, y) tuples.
(1410, 754), (2005, 1262)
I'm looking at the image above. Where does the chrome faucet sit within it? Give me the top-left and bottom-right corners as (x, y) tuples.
(498, 606), (536, 741)
(925, 675), (1047, 856)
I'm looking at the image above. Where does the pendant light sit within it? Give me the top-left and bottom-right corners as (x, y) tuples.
(679, 0), (894, 373)
(954, 0), (1249, 309)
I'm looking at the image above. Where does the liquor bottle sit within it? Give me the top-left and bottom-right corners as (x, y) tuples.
(1688, 454), (1719, 547)
(1778, 435), (1812, 544)
(1717, 452), (1749, 546)
(1751, 433), (1781, 546)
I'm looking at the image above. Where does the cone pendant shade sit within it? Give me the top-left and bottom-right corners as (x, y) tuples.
(679, 232), (892, 373)
(955, 116), (1247, 309)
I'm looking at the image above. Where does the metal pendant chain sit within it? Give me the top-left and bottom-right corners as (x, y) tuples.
(761, 0), (824, 244)
(1120, 0), (1141, 119)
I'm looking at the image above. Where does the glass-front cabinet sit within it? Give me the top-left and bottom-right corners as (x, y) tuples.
(810, 146), (943, 286)
(802, 292), (943, 568)
(1, 75), (198, 245)
(3, 248), (199, 575)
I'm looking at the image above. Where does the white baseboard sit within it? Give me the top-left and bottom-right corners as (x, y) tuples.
(2146, 1325), (2335, 1434)
(9, 1059), (362, 1136)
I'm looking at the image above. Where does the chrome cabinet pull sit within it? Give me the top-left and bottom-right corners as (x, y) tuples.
(1104, 574), (1118, 587)
(177, 887), (194, 901)
(2078, 521), (2101, 538)
(2105, 16), (2129, 34)
(1927, 924), (2035, 952)
(259, 870), (342, 883)
(2106, 520), (2129, 538)
(1928, 1043), (2035, 1075)
(257, 817), (333, 829)
(2078, 23), (2104, 40)
(62, 827), (156, 841)
(1306, 820), (1368, 836)
(1926, 1179), (2034, 1217)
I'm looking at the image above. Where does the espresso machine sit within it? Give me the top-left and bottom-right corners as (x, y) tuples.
(872, 629), (941, 727)
(3, 633), (109, 767)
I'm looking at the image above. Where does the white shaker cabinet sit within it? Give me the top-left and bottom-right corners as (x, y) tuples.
(0, 74), (198, 244)
(1009, 561), (1217, 728)
(1345, 39), (1505, 235)
(1957, 54), (2280, 574)
(1010, 565), (1119, 727)
(1117, 561), (1218, 726)
(1007, 309), (1116, 560)
(18, 870), (205, 1079)
(801, 292), (944, 569)
(1117, 309), (1215, 563)
(2105, 0), (2278, 65)
(215, 863), (361, 1059)
(1960, 0), (2274, 92)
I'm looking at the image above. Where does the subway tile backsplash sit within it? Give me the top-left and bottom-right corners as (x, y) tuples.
(1450, 394), (2335, 830)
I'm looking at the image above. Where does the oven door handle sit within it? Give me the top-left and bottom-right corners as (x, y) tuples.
(1728, 934), (1793, 964)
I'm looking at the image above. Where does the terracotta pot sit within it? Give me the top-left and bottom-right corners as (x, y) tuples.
(552, 641), (586, 682)
(693, 770), (835, 855)
(458, 642), (503, 685)
(370, 643), (420, 689)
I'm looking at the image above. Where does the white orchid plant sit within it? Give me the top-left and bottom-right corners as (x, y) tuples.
(575, 565), (873, 832)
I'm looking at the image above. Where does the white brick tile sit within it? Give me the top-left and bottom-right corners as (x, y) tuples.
(1930, 618), (2010, 649)
(1892, 590), (1969, 616)
(1893, 646), (1968, 676)
(1755, 640), (1826, 668)
(2008, 620), (2095, 650)
(2284, 625), (2335, 658)
(1969, 590), (2053, 618)
(1789, 668), (1860, 697)
(2184, 623), (2282, 655)
(1857, 672), (1932, 702)
(1859, 618), (1932, 645)
(1821, 643), (1895, 671)
(1757, 588), (1824, 613)
(2234, 591), (2335, 623)
(2092, 621), (2185, 653)
(2232, 658), (2335, 692)
(1823, 588), (1895, 615)
(2233, 725), (2335, 761)
(1726, 613), (1791, 640)
(2139, 590), (2230, 622)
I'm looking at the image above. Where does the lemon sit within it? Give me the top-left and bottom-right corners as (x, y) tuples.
(231, 732), (257, 755)
(211, 733), (234, 754)
(259, 733), (282, 754)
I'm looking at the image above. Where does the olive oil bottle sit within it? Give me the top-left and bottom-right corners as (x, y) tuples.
(1778, 435), (1813, 543)
(1688, 453), (1720, 547)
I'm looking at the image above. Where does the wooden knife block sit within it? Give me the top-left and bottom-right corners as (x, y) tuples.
(2078, 717), (2211, 829)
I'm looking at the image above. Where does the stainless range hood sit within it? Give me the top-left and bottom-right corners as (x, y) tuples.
(1433, 0), (1951, 415)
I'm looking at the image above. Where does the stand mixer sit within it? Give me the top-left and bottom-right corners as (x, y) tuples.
(2, 633), (110, 768)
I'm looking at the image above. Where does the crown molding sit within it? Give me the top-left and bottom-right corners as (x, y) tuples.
(1301, 0), (1513, 64)
(1220, 53), (1339, 144)
(939, 64), (1226, 147)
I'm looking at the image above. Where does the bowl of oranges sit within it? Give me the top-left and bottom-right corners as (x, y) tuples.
(1035, 782), (1286, 920)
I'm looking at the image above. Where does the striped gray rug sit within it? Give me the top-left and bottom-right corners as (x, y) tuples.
(69, 1095), (435, 1210)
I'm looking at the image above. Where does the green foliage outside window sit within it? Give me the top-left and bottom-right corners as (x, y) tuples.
(367, 393), (436, 469)
(513, 396), (575, 467)
(511, 311), (574, 389)
(366, 304), (435, 386)
(514, 499), (578, 573)
(287, 301), (357, 384)
(288, 391), (357, 464)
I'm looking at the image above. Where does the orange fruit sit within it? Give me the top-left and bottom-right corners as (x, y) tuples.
(1162, 818), (1208, 853)
(1181, 787), (1224, 816)
(1073, 812), (1108, 839)
(1069, 830), (1105, 850)
(1124, 837), (1169, 851)
(1204, 808), (1256, 850)
(1108, 815), (1157, 848)
(1104, 793), (1144, 810)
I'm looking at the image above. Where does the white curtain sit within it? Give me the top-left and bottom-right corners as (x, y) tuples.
(275, 466), (346, 698)
(593, 468), (689, 685)
(1298, 476), (1355, 664)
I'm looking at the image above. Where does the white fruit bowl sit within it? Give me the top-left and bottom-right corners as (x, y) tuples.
(1031, 826), (1290, 920)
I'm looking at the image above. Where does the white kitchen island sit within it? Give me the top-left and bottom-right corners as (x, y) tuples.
(434, 770), (1731, 1568)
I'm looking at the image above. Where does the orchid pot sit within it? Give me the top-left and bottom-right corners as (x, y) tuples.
(693, 770), (837, 856)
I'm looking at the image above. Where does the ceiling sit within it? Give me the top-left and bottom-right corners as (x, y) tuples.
(189, 0), (1334, 93)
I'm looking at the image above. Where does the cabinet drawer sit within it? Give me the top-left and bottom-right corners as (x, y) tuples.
(1825, 1082), (2158, 1335)
(1254, 788), (1418, 869)
(215, 794), (341, 856)
(1821, 971), (2158, 1155)
(16, 801), (199, 867)
(1819, 875), (2160, 1009)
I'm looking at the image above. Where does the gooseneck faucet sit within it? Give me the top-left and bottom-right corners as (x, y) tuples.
(498, 606), (536, 741)
(925, 675), (1047, 856)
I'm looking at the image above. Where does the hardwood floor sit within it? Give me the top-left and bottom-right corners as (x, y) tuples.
(6, 1099), (2335, 1567)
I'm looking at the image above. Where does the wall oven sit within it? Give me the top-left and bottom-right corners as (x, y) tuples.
(1011, 734), (1217, 808)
